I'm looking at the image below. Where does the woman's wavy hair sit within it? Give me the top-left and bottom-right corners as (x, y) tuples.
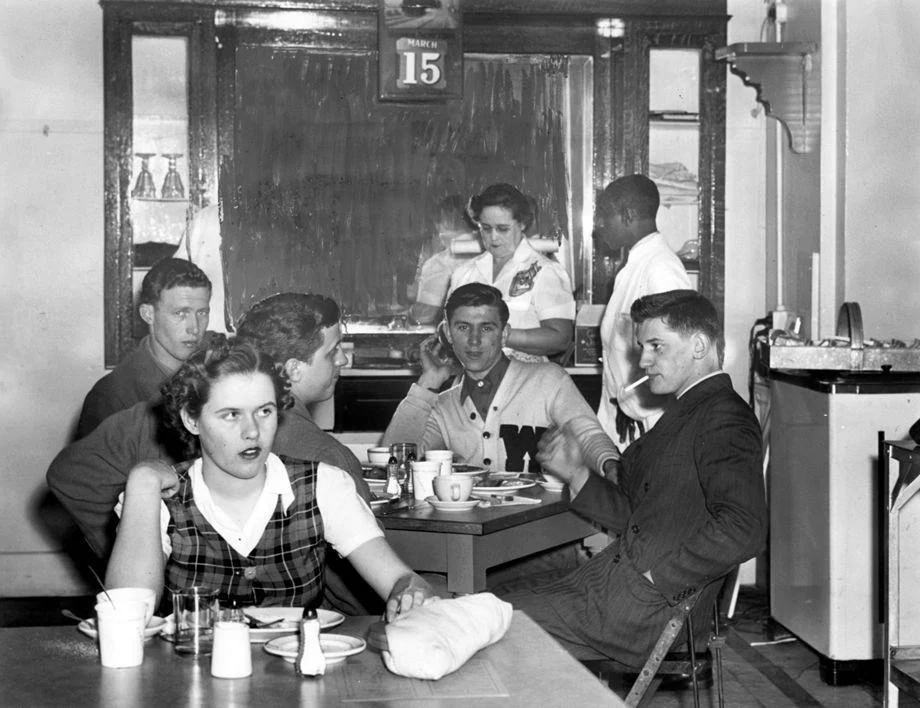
(468, 183), (534, 232)
(160, 335), (292, 456)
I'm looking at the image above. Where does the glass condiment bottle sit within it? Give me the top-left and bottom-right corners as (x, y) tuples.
(385, 455), (401, 496)
(296, 608), (326, 676)
(403, 451), (416, 499)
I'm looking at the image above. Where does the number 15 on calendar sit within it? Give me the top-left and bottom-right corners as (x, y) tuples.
(396, 38), (447, 89)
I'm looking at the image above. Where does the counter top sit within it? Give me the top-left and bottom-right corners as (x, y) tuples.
(341, 365), (601, 378)
(768, 368), (920, 394)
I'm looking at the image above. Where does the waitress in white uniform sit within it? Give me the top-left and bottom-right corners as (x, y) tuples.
(448, 183), (575, 361)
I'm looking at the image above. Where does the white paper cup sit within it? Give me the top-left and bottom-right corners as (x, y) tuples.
(425, 450), (453, 476)
(95, 600), (147, 668)
(210, 621), (252, 678)
(96, 587), (156, 626)
(411, 460), (441, 501)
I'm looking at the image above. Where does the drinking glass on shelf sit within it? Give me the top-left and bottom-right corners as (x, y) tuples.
(131, 152), (157, 199)
(160, 152), (185, 199)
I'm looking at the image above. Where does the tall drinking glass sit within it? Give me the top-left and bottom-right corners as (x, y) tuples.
(172, 586), (218, 655)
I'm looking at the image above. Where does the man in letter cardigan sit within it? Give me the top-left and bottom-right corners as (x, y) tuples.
(383, 282), (618, 476)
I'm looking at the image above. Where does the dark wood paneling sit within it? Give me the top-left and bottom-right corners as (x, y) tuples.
(103, 12), (135, 367)
(332, 372), (601, 432)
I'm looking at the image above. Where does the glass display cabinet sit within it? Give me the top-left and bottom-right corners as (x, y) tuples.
(102, 4), (217, 365)
(102, 1), (727, 385)
(883, 440), (920, 706)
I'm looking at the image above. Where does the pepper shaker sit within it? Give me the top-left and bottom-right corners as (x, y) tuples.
(296, 607), (326, 676)
(403, 451), (416, 499)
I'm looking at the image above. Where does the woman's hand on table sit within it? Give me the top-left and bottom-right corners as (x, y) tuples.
(385, 572), (439, 622)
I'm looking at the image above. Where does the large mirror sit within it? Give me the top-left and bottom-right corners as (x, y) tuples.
(220, 48), (593, 330)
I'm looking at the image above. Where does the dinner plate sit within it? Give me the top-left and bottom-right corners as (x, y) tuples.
(369, 493), (400, 508)
(446, 464), (486, 477)
(263, 633), (366, 664)
(160, 608), (345, 643)
(425, 496), (482, 512)
(78, 615), (166, 641)
(473, 473), (537, 494)
(537, 479), (565, 492)
(364, 478), (387, 494)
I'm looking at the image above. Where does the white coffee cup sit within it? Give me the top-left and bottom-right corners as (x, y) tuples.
(210, 621), (252, 678)
(96, 587), (157, 627)
(95, 600), (147, 668)
(411, 460), (441, 501)
(433, 474), (474, 502)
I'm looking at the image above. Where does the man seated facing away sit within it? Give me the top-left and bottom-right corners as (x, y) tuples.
(384, 282), (618, 477)
(76, 257), (211, 439)
(501, 290), (768, 668)
(48, 293), (379, 613)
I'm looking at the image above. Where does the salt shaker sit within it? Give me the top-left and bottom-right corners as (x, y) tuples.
(385, 455), (401, 496)
(210, 603), (251, 678)
(296, 608), (326, 676)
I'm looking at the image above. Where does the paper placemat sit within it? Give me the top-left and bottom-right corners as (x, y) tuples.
(333, 659), (508, 702)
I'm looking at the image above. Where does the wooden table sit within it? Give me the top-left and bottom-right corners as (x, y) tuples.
(375, 487), (596, 594)
(0, 612), (624, 706)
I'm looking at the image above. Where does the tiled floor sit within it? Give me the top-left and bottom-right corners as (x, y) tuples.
(604, 586), (919, 707)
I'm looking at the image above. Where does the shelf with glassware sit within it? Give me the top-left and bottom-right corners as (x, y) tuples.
(649, 113), (701, 286)
(130, 151), (189, 269)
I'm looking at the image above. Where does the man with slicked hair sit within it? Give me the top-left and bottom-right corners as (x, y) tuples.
(76, 257), (212, 438)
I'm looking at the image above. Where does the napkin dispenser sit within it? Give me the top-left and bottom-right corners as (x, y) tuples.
(574, 304), (605, 367)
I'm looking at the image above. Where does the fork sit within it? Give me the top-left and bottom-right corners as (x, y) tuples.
(242, 613), (286, 628)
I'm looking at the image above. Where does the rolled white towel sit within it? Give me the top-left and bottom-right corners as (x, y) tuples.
(382, 593), (512, 680)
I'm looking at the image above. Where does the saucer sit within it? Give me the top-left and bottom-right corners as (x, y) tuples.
(425, 496), (481, 512)
(264, 633), (366, 664)
(78, 615), (166, 641)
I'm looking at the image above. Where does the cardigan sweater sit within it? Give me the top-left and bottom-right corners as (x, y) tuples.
(383, 359), (617, 473)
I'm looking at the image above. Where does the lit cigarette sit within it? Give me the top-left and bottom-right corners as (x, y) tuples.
(622, 375), (649, 393)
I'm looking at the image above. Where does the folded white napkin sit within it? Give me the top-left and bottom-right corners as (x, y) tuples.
(382, 593), (513, 680)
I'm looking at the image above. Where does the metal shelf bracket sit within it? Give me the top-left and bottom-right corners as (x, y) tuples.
(716, 42), (819, 154)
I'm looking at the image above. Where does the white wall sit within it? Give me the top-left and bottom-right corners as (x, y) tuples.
(843, 0), (920, 339)
(724, 0), (768, 403)
(0, 0), (103, 594)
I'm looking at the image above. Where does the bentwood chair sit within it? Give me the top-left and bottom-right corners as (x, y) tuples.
(583, 573), (732, 708)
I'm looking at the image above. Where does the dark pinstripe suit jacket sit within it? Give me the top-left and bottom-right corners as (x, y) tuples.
(544, 373), (767, 667)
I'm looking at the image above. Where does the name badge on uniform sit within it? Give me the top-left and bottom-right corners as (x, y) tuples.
(509, 262), (542, 297)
